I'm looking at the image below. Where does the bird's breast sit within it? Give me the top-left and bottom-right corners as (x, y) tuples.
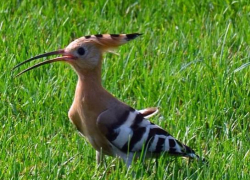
(68, 104), (87, 136)
(68, 102), (114, 156)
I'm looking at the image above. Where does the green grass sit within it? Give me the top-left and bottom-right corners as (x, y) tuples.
(1, 0), (250, 179)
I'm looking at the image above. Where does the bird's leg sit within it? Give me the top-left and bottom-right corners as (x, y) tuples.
(96, 151), (101, 165)
(125, 153), (134, 168)
(96, 150), (106, 167)
(155, 158), (159, 169)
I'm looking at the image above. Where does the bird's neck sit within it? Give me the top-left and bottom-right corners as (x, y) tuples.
(72, 62), (118, 113)
(78, 69), (102, 89)
(76, 64), (103, 96)
(73, 63), (112, 109)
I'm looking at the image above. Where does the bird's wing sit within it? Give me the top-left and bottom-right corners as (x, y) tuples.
(97, 106), (199, 159)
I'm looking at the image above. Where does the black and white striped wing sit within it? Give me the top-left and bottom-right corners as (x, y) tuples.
(97, 107), (199, 159)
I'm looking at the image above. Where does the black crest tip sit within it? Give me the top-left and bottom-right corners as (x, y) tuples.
(126, 33), (142, 41)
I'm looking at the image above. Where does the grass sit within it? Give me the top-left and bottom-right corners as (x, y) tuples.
(1, 0), (250, 179)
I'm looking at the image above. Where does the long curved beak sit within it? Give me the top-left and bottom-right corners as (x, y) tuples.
(12, 49), (73, 77)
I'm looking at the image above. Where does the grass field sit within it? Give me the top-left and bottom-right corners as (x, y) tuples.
(1, 0), (250, 179)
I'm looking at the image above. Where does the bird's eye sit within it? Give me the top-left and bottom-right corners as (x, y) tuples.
(77, 47), (85, 56)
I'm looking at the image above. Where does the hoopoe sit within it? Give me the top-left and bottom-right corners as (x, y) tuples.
(13, 33), (202, 167)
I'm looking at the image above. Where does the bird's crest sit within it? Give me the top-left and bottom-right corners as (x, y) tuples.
(71, 33), (142, 51)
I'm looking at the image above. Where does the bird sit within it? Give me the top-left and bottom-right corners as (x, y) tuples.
(13, 33), (203, 167)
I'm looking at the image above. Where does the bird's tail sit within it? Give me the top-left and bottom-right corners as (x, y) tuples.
(168, 139), (206, 162)
(182, 144), (200, 159)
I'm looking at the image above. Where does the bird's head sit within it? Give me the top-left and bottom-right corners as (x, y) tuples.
(13, 33), (142, 76)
